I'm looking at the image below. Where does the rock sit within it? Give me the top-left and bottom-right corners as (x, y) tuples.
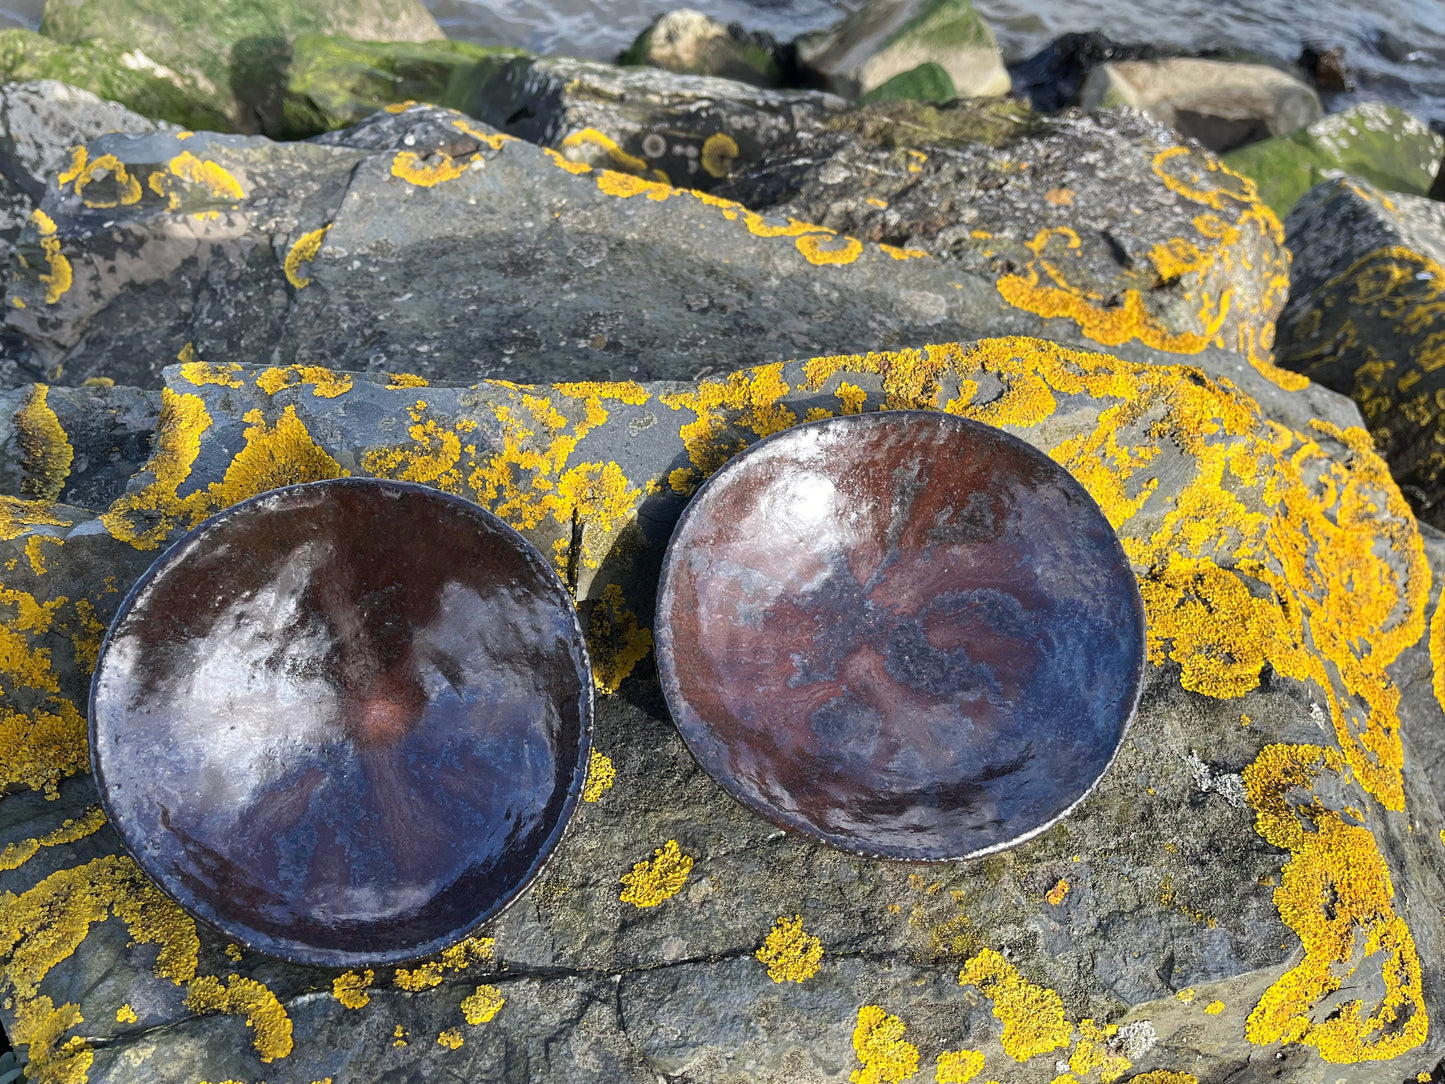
(38, 0), (443, 132)
(1274, 179), (1445, 529)
(1078, 58), (1323, 154)
(0, 29), (233, 131)
(857, 61), (957, 104)
(794, 0), (1011, 101)
(0, 80), (167, 285)
(1007, 32), (1189, 115)
(1430, 152), (1445, 202)
(618, 9), (791, 90)
(718, 104), (1304, 392)
(0, 339), (1441, 1082)
(1296, 43), (1353, 93)
(1224, 103), (1444, 218)
(249, 33), (526, 140)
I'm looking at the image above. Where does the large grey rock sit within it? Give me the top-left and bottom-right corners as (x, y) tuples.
(719, 104), (1301, 388)
(619, 9), (790, 90)
(0, 342), (1441, 1083)
(1078, 58), (1322, 154)
(1275, 178), (1445, 529)
(1222, 102), (1444, 217)
(794, 0), (1011, 101)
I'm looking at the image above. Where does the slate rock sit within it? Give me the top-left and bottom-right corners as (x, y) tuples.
(793, 0), (1011, 101)
(39, 0), (443, 132)
(0, 340), (1441, 1083)
(1222, 102), (1444, 218)
(1275, 179), (1445, 529)
(1078, 58), (1322, 154)
(717, 104), (1299, 384)
(0, 29), (232, 132)
(618, 9), (792, 90)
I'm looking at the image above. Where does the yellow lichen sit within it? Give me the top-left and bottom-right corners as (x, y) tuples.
(1127, 1075), (1197, 1084)
(1204, 1000), (1224, 1015)
(183, 974), (293, 1062)
(391, 149), (470, 186)
(582, 748), (616, 802)
(660, 363), (797, 478)
(394, 936), (495, 991)
(223, 943), (242, 961)
(562, 128), (668, 183)
(332, 969), (373, 1009)
(1068, 1019), (1130, 1082)
(461, 983), (506, 1025)
(178, 344), (244, 389)
(115, 1004), (136, 1024)
(850, 1005), (920, 1084)
(283, 225), (330, 289)
(835, 381), (868, 414)
(255, 365), (352, 398)
(1175, 988), (1195, 1004)
(437, 1028), (464, 1050)
(167, 152), (245, 202)
(385, 373), (430, 389)
(392, 1024), (408, 1047)
(619, 839), (692, 907)
(588, 582), (654, 694)
(0, 806), (106, 872)
(796, 233), (864, 266)
(1241, 743), (1426, 1062)
(13, 386), (73, 502)
(28, 209), (72, 304)
(700, 132), (739, 178)
(958, 948), (1072, 1061)
(1045, 879), (1069, 906)
(755, 915), (823, 983)
(935, 1049), (984, 1083)
(63, 150), (141, 209)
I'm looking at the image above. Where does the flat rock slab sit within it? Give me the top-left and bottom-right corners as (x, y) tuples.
(1276, 179), (1445, 530)
(1, 338), (1442, 1083)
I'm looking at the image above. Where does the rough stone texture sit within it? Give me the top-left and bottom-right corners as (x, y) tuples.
(618, 9), (790, 90)
(718, 104), (1301, 390)
(1223, 102), (1445, 217)
(1275, 179), (1445, 531)
(455, 55), (845, 190)
(1078, 59), (1322, 154)
(0, 29), (233, 132)
(38, 0), (443, 132)
(0, 339), (1442, 1084)
(795, 0), (1011, 101)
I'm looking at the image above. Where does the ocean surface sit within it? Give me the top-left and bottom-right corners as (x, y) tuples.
(2, 0), (1441, 125)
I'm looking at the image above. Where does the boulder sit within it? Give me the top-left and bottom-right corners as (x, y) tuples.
(1222, 102), (1444, 217)
(619, 9), (790, 90)
(1275, 179), (1445, 530)
(857, 61), (957, 104)
(0, 340), (1441, 1083)
(0, 29), (233, 131)
(1077, 58), (1322, 154)
(38, 0), (443, 132)
(1007, 32), (1190, 115)
(718, 104), (1303, 391)
(794, 0), (1011, 101)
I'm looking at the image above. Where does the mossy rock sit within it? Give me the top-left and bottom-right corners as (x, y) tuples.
(1222, 102), (1445, 218)
(824, 95), (1038, 148)
(857, 61), (956, 104)
(0, 29), (234, 131)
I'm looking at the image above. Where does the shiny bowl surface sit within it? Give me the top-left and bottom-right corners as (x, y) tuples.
(655, 411), (1146, 861)
(91, 478), (592, 966)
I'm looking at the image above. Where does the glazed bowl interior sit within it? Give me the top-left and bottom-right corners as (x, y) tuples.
(90, 478), (592, 967)
(655, 411), (1146, 862)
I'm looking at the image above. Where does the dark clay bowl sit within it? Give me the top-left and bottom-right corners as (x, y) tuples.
(655, 411), (1146, 862)
(90, 478), (593, 967)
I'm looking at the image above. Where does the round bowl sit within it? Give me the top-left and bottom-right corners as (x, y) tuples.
(90, 478), (593, 966)
(655, 411), (1145, 861)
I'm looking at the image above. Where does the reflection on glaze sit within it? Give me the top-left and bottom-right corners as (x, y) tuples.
(656, 412), (1145, 861)
(91, 479), (592, 966)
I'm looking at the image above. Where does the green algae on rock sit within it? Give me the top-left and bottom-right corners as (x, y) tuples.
(857, 61), (958, 104)
(0, 340), (1442, 1081)
(1275, 178), (1445, 531)
(1223, 102), (1445, 218)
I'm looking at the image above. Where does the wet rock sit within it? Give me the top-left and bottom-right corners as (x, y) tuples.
(1078, 58), (1322, 153)
(1275, 178), (1445, 529)
(0, 80), (167, 282)
(718, 104), (1298, 385)
(1007, 32), (1190, 115)
(455, 55), (844, 189)
(1296, 43), (1353, 94)
(0, 29), (233, 132)
(1222, 102), (1444, 217)
(38, 0), (443, 132)
(0, 339), (1441, 1083)
(794, 0), (1011, 101)
(619, 9), (792, 90)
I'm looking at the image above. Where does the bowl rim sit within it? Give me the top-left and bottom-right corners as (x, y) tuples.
(653, 408), (1147, 863)
(89, 476), (595, 967)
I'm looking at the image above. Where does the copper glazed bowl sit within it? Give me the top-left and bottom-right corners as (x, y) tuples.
(90, 478), (593, 967)
(655, 411), (1146, 862)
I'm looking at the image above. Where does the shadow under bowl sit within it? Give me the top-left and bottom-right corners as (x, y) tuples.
(655, 411), (1146, 862)
(90, 477), (593, 967)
